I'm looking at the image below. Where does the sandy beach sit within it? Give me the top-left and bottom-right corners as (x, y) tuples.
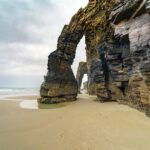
(0, 94), (150, 150)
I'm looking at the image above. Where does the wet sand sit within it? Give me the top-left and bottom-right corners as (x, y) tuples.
(5, 95), (38, 100)
(0, 94), (150, 150)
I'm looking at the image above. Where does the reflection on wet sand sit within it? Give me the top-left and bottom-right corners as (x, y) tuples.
(20, 100), (66, 110)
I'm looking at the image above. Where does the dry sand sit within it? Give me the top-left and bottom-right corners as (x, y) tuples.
(0, 94), (150, 150)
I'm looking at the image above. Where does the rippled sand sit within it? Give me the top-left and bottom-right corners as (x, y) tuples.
(0, 94), (150, 150)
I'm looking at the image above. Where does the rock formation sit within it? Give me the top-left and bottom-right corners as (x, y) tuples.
(39, 0), (150, 116)
(110, 0), (150, 116)
(39, 0), (116, 103)
(92, 0), (150, 115)
(39, 24), (81, 103)
(76, 62), (88, 93)
(83, 81), (88, 92)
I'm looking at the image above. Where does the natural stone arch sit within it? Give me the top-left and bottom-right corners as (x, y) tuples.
(76, 62), (88, 93)
(39, 0), (116, 103)
(39, 0), (150, 113)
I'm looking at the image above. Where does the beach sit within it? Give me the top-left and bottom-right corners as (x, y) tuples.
(0, 94), (150, 150)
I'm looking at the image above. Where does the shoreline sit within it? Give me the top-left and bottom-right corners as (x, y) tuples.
(4, 95), (38, 100)
(0, 94), (150, 150)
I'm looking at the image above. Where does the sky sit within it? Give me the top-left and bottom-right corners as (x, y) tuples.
(0, 0), (88, 88)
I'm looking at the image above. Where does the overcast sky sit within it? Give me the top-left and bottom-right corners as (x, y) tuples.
(0, 0), (88, 88)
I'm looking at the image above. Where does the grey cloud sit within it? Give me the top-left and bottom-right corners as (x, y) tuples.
(0, 0), (59, 44)
(0, 74), (43, 88)
(0, 0), (87, 87)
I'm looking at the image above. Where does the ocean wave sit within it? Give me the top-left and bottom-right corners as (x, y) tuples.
(0, 88), (38, 98)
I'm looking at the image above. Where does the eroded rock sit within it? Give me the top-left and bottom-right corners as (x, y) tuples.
(76, 62), (88, 93)
(92, 0), (150, 114)
(39, 0), (150, 117)
(39, 0), (116, 103)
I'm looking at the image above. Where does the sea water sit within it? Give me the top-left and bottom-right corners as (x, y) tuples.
(0, 88), (65, 110)
(0, 88), (39, 109)
(0, 88), (38, 100)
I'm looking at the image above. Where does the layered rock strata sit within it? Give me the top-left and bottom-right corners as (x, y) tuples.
(39, 0), (116, 103)
(92, 0), (150, 115)
(111, 1), (150, 115)
(39, 0), (150, 117)
(39, 24), (83, 103)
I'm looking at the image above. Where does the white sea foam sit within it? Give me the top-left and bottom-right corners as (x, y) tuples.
(0, 88), (38, 100)
(20, 100), (38, 110)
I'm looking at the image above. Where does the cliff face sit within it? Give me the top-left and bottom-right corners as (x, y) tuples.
(39, 0), (150, 116)
(92, 0), (150, 115)
(110, 0), (150, 115)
